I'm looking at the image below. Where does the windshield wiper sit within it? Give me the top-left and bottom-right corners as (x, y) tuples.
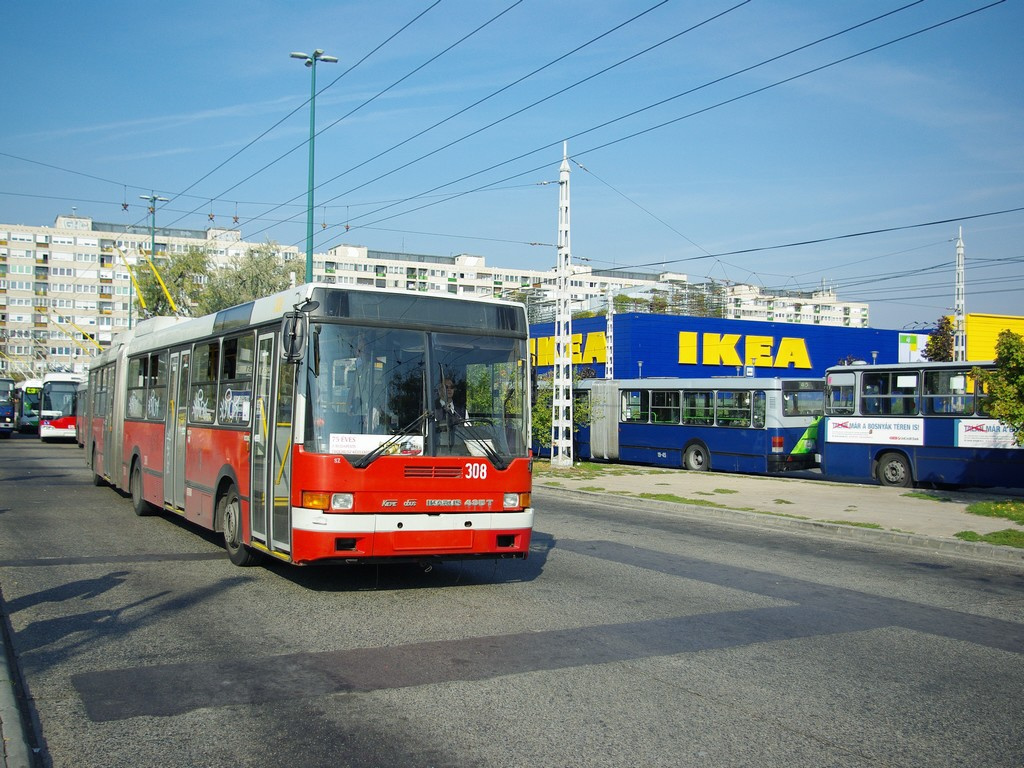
(352, 411), (429, 469)
(448, 417), (510, 471)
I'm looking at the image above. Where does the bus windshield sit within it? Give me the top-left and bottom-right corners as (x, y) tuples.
(43, 381), (78, 418)
(0, 379), (12, 404)
(303, 323), (529, 461)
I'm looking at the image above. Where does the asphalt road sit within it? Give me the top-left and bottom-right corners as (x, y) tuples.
(1, 437), (1022, 767)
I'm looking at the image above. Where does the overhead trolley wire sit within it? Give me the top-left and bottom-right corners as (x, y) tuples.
(324, 0), (1010, 263)
(315, 0), (956, 249)
(265, 0), (755, 249)
(220, 0), (525, 238)
(158, 0), (444, 231)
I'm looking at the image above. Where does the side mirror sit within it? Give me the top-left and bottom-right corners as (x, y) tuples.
(281, 311), (307, 363)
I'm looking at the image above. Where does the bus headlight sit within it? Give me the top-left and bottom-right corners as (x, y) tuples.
(330, 493), (354, 511)
(301, 491), (354, 511)
(504, 492), (529, 509)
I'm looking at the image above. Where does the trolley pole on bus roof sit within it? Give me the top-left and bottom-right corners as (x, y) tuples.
(291, 48), (338, 283)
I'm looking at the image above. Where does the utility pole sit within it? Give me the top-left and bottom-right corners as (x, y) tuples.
(953, 226), (966, 361)
(551, 142), (573, 469)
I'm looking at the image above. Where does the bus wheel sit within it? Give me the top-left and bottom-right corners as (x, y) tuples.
(91, 448), (105, 487)
(130, 460), (153, 516)
(877, 452), (912, 488)
(683, 442), (709, 472)
(219, 484), (259, 567)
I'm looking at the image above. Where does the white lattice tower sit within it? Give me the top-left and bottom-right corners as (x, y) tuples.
(954, 227), (966, 362)
(551, 143), (573, 468)
(605, 284), (614, 379)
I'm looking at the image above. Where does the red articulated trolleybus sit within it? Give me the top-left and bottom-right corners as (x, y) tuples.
(82, 284), (534, 567)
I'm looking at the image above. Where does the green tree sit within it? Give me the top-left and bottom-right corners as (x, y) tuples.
(531, 369), (593, 450)
(974, 330), (1024, 445)
(922, 315), (955, 362)
(195, 243), (298, 315)
(135, 247), (211, 316)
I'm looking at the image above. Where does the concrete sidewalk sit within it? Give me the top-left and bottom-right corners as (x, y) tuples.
(534, 462), (1024, 565)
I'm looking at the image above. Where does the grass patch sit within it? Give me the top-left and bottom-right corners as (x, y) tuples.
(955, 529), (1024, 548)
(637, 492), (730, 508)
(822, 520), (884, 530)
(773, 498), (793, 505)
(965, 498), (1024, 525)
(713, 488), (739, 495)
(578, 486), (605, 492)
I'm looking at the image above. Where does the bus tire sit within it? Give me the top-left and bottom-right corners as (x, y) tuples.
(219, 483), (259, 567)
(683, 442), (709, 472)
(91, 447), (105, 487)
(876, 452), (912, 488)
(130, 459), (154, 516)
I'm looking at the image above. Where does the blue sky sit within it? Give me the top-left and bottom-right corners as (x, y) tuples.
(2, 0), (1021, 330)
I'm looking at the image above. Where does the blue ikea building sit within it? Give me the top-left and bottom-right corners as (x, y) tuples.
(529, 313), (916, 379)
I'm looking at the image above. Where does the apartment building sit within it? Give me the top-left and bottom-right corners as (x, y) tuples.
(0, 215), (303, 376)
(0, 214), (869, 376)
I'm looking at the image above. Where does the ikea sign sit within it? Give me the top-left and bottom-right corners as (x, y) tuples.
(530, 331), (811, 369)
(529, 314), (904, 377)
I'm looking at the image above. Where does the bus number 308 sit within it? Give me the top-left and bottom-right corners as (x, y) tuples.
(465, 462), (488, 479)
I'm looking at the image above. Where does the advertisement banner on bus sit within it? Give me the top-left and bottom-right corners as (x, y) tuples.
(825, 417), (925, 446)
(955, 420), (1022, 450)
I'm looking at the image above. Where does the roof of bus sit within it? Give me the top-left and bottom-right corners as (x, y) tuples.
(90, 282), (527, 368)
(824, 361), (994, 374)
(577, 376), (824, 389)
(42, 372), (86, 383)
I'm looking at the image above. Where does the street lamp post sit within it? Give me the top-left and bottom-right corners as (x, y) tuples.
(291, 49), (338, 284)
(137, 194), (168, 328)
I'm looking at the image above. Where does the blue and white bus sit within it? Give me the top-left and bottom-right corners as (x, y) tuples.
(575, 377), (823, 474)
(0, 376), (14, 438)
(820, 361), (1023, 488)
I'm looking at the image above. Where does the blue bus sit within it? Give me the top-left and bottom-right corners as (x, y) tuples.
(574, 377), (823, 474)
(0, 376), (14, 438)
(820, 361), (1023, 488)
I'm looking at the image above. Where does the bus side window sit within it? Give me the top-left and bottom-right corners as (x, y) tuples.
(621, 390), (648, 423)
(862, 372), (885, 414)
(682, 390), (713, 425)
(126, 356), (147, 419)
(190, 341), (219, 424)
(752, 391), (766, 429)
(924, 370), (970, 415)
(716, 390), (751, 428)
(650, 390), (680, 425)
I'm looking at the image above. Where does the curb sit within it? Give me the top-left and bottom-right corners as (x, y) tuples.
(536, 484), (1024, 567)
(0, 438), (36, 767)
(0, 609), (32, 768)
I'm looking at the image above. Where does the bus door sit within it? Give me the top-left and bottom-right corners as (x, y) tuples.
(252, 332), (294, 554)
(101, 370), (117, 482)
(164, 350), (190, 510)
